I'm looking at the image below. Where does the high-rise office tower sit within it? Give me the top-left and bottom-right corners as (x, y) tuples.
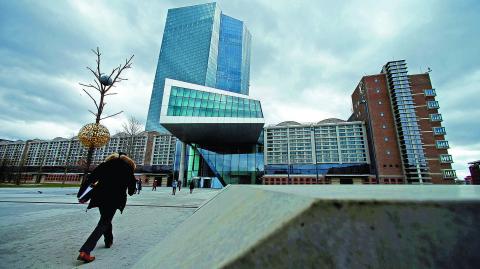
(145, 2), (252, 132)
(351, 60), (456, 184)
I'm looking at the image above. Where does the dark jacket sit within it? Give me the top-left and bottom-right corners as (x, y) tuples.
(77, 154), (136, 213)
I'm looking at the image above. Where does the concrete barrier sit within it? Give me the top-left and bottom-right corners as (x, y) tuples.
(134, 185), (480, 269)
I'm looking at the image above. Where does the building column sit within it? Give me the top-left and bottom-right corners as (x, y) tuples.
(178, 141), (186, 184)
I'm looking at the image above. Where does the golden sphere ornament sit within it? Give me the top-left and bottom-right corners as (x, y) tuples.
(78, 123), (110, 148)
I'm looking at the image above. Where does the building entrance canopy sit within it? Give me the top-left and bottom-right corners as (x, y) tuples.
(160, 79), (265, 145)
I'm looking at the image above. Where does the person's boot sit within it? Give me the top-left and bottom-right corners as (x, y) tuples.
(77, 251), (95, 263)
(105, 240), (113, 248)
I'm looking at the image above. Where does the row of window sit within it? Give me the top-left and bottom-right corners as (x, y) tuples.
(1, 135), (176, 167)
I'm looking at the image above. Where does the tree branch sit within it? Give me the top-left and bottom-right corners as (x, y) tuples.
(79, 83), (99, 91)
(93, 80), (102, 93)
(104, 54), (134, 93)
(86, 67), (100, 80)
(100, 111), (123, 120)
(105, 92), (118, 96)
(82, 88), (99, 110)
(88, 110), (97, 117)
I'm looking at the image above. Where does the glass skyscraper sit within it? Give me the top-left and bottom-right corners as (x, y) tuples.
(146, 2), (252, 132)
(145, 3), (260, 187)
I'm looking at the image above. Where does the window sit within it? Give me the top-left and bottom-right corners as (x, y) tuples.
(433, 127), (446, 135)
(427, 101), (439, 109)
(384, 137), (389, 141)
(376, 88), (380, 93)
(440, 154), (453, 163)
(378, 101), (382, 104)
(430, 114), (442, 122)
(442, 169), (456, 179)
(380, 112), (384, 117)
(382, 124), (386, 129)
(386, 150), (391, 155)
(435, 140), (449, 149)
(424, 89), (436, 96)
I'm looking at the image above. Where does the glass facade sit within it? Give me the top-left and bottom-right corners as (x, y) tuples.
(216, 14), (251, 95)
(166, 86), (262, 118)
(184, 144), (264, 185)
(145, 3), (251, 132)
(265, 163), (370, 177)
(383, 60), (429, 183)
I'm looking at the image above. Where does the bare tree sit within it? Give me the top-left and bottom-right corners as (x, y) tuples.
(79, 47), (134, 182)
(122, 116), (143, 157)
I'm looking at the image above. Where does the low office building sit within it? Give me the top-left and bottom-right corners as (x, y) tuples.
(0, 131), (177, 184)
(263, 119), (374, 184)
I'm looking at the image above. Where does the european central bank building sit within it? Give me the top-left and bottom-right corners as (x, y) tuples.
(145, 3), (263, 187)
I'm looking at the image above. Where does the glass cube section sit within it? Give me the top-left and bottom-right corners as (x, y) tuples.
(167, 86), (262, 119)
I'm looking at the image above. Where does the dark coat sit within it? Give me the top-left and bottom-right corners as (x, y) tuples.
(77, 155), (136, 213)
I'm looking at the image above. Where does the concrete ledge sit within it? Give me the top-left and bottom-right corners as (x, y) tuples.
(134, 185), (480, 268)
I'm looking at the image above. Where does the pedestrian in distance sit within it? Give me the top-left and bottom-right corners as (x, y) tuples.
(152, 179), (157, 191)
(76, 152), (136, 263)
(136, 178), (142, 194)
(189, 179), (195, 194)
(178, 179), (182, 191)
(172, 179), (177, 195)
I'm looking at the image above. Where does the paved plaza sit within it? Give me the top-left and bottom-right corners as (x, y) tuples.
(0, 186), (220, 268)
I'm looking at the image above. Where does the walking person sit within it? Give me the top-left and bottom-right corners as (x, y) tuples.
(189, 179), (195, 194)
(76, 152), (136, 263)
(136, 178), (142, 194)
(172, 179), (177, 195)
(152, 179), (157, 191)
(178, 179), (182, 191)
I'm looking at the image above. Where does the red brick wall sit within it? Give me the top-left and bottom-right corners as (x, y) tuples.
(351, 75), (405, 182)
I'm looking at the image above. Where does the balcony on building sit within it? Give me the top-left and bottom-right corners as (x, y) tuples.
(424, 89), (437, 97)
(442, 169), (457, 179)
(427, 100), (440, 109)
(440, 154), (453, 163)
(435, 140), (450, 149)
(430, 113), (443, 122)
(433, 127), (446, 136)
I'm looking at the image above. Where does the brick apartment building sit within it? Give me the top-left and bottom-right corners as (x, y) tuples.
(351, 60), (455, 184)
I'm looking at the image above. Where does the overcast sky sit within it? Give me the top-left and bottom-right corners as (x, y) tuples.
(0, 0), (478, 178)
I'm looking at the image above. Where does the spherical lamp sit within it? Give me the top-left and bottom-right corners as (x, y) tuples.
(78, 123), (110, 148)
(100, 75), (113, 86)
